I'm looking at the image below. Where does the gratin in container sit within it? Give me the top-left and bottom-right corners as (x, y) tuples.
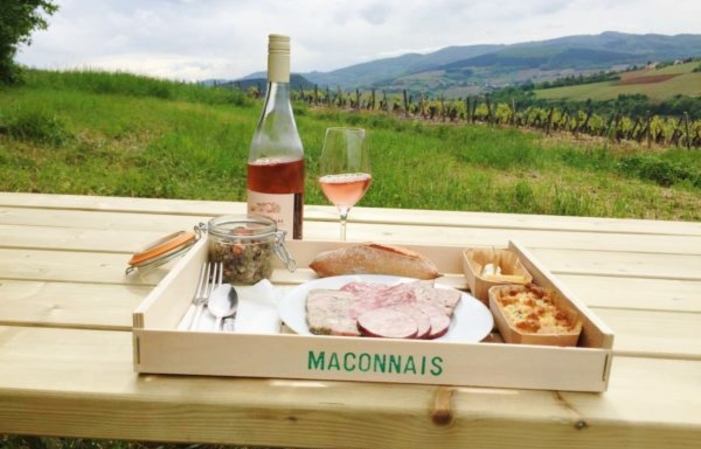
(488, 284), (582, 347)
(204, 214), (296, 284)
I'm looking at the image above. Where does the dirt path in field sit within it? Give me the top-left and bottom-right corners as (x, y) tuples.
(617, 74), (680, 85)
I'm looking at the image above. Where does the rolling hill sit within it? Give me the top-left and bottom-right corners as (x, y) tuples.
(238, 31), (701, 98)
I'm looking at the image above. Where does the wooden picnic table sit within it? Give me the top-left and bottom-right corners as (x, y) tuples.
(1, 191), (700, 449)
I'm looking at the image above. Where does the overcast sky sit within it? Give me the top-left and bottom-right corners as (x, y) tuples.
(16, 0), (701, 82)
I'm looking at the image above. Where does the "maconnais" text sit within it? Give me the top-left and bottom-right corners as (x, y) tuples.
(308, 351), (444, 376)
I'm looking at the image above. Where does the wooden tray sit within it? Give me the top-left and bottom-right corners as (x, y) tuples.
(132, 238), (614, 392)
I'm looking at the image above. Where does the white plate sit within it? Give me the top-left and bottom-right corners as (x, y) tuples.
(278, 274), (494, 342)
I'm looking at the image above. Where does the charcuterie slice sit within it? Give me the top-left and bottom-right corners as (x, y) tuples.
(357, 307), (418, 339)
(305, 279), (462, 339)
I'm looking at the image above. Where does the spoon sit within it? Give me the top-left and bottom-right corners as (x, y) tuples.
(207, 283), (239, 331)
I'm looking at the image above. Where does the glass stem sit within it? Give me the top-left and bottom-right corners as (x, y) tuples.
(339, 210), (349, 241)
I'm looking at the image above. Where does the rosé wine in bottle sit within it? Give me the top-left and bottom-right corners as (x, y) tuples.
(247, 156), (304, 238)
(247, 34), (304, 240)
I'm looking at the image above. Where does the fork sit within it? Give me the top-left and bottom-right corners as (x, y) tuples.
(188, 262), (222, 331)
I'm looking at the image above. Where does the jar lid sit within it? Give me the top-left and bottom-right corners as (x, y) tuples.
(207, 214), (278, 240)
(125, 230), (199, 274)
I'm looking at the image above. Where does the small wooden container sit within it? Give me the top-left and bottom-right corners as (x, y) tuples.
(488, 284), (583, 347)
(463, 247), (532, 304)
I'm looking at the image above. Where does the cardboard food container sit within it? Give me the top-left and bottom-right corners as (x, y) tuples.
(488, 284), (583, 346)
(462, 247), (533, 304)
(132, 239), (614, 392)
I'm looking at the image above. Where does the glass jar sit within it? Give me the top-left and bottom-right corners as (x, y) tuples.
(204, 214), (296, 284)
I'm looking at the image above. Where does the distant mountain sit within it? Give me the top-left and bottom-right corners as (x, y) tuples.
(234, 32), (701, 98)
(301, 44), (502, 87)
(219, 74), (315, 92)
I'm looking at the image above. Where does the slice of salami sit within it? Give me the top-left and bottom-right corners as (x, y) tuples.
(390, 304), (432, 339)
(342, 281), (392, 319)
(417, 303), (451, 339)
(357, 307), (418, 339)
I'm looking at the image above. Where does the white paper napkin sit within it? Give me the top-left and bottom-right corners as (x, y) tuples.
(225, 279), (281, 334)
(177, 279), (282, 333)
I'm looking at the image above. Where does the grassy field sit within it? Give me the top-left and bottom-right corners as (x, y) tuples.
(1, 69), (701, 448)
(534, 61), (701, 102)
(1, 69), (701, 222)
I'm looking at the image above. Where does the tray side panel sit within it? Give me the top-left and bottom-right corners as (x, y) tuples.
(132, 238), (207, 330)
(134, 330), (610, 392)
(508, 240), (615, 350)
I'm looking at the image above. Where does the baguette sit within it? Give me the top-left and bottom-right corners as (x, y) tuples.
(309, 243), (441, 279)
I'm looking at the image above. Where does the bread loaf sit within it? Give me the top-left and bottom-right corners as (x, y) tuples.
(309, 243), (441, 279)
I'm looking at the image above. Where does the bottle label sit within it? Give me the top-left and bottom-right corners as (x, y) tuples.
(247, 190), (295, 236)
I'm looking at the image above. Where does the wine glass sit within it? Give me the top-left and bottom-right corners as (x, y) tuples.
(318, 127), (372, 241)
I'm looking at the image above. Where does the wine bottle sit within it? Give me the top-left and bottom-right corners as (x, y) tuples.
(247, 34), (305, 239)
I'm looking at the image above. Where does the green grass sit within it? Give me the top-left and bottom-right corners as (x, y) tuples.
(20, 69), (252, 106)
(1, 68), (701, 221)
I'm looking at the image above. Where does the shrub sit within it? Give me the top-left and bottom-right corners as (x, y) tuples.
(2, 109), (72, 146)
(618, 154), (701, 188)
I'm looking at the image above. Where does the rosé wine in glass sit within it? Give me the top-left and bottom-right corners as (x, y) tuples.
(318, 127), (371, 241)
(318, 173), (372, 209)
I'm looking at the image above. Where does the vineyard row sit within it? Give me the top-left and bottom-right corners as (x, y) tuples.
(289, 86), (701, 149)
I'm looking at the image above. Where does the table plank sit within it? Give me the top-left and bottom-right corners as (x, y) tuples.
(0, 326), (700, 449)
(0, 249), (167, 285)
(0, 192), (248, 217)
(530, 248), (701, 281)
(4, 192), (701, 236)
(0, 280), (149, 330)
(558, 275), (701, 313)
(594, 308), (701, 359)
(4, 206), (701, 255)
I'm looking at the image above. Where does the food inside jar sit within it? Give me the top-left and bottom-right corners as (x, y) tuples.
(209, 227), (274, 284)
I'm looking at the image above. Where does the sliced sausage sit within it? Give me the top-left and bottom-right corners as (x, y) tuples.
(417, 303), (451, 339)
(357, 307), (418, 339)
(390, 304), (432, 339)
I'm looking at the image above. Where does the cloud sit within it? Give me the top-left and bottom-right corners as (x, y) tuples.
(359, 2), (392, 25)
(15, 0), (701, 81)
